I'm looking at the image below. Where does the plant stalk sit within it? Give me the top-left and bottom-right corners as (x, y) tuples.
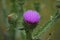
(25, 29), (32, 40)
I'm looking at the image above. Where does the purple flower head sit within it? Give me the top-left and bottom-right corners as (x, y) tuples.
(23, 10), (40, 24)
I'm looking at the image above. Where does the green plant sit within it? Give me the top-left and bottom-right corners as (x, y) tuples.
(0, 0), (60, 40)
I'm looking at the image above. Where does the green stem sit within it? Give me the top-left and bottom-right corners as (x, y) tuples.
(1, 0), (9, 40)
(25, 29), (32, 40)
(17, 0), (24, 20)
(24, 24), (34, 40)
(2, 0), (9, 28)
(9, 21), (17, 40)
(11, 0), (17, 13)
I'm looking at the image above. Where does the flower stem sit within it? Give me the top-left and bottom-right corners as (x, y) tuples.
(25, 29), (32, 40)
(24, 24), (33, 40)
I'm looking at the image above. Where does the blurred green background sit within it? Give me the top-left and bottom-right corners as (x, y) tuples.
(0, 0), (60, 40)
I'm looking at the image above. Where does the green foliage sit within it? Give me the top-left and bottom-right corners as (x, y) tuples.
(0, 0), (60, 40)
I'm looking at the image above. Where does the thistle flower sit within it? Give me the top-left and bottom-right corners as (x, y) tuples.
(23, 10), (40, 24)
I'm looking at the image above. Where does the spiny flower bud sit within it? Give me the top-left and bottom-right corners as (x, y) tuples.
(23, 10), (40, 24)
(8, 13), (18, 24)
